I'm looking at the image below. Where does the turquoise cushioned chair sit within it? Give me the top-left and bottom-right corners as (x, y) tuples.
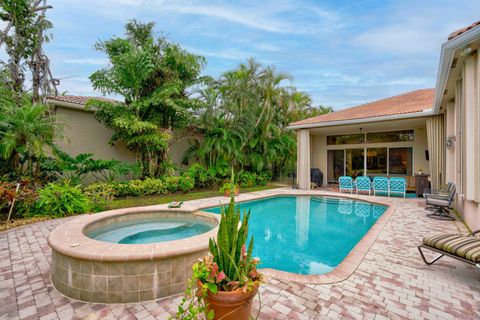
(373, 177), (389, 196)
(355, 176), (371, 195)
(389, 177), (406, 198)
(338, 176), (354, 194)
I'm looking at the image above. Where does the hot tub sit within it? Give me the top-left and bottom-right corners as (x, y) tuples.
(48, 208), (219, 303)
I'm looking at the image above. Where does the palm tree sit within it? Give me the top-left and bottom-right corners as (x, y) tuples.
(0, 103), (60, 177)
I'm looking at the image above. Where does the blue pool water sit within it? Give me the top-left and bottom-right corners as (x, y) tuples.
(87, 217), (215, 244)
(204, 196), (387, 275)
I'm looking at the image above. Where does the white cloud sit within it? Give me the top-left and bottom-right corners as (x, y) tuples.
(183, 46), (252, 61)
(63, 58), (109, 65)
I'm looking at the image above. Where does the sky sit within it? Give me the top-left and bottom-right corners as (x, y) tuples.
(44, 0), (480, 109)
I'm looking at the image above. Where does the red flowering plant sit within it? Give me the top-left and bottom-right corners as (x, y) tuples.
(0, 180), (38, 221)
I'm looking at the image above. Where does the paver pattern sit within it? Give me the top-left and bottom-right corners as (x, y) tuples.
(1, 189), (479, 320)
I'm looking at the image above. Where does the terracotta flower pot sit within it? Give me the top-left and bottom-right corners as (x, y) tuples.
(223, 187), (240, 197)
(198, 282), (258, 320)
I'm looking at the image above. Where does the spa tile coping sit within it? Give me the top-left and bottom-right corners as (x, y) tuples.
(47, 209), (220, 262)
(49, 188), (401, 284)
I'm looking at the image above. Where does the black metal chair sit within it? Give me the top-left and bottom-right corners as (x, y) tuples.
(425, 184), (456, 221)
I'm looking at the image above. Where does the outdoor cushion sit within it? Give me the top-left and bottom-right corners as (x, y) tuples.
(423, 234), (480, 262)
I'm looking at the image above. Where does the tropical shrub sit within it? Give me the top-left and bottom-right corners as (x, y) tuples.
(83, 183), (116, 212)
(165, 176), (195, 193)
(219, 181), (239, 195)
(41, 149), (141, 184)
(185, 163), (221, 188)
(0, 181), (38, 219)
(0, 93), (62, 180)
(187, 59), (332, 178)
(31, 182), (91, 217)
(88, 20), (206, 178)
(93, 175), (195, 199)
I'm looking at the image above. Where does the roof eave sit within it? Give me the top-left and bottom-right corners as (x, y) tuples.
(433, 25), (480, 113)
(46, 99), (90, 112)
(287, 109), (434, 130)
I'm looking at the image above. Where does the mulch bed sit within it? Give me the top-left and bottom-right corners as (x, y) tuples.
(0, 217), (53, 232)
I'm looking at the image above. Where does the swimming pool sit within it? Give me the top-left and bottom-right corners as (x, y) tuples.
(204, 196), (387, 275)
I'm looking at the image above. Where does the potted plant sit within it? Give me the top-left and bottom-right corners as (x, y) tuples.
(175, 179), (262, 319)
(219, 181), (240, 197)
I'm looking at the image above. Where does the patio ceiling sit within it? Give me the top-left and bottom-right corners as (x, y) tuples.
(308, 117), (427, 135)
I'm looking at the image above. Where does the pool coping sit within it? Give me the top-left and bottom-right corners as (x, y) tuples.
(188, 188), (396, 284)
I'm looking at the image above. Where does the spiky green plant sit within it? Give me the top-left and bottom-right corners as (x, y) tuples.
(207, 168), (259, 290)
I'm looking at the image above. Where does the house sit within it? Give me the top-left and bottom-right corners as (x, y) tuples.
(290, 20), (480, 230)
(47, 96), (192, 169)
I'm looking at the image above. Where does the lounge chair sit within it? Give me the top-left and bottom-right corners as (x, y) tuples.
(388, 177), (406, 198)
(418, 230), (480, 268)
(425, 184), (456, 221)
(355, 176), (371, 195)
(373, 177), (389, 196)
(339, 176), (354, 194)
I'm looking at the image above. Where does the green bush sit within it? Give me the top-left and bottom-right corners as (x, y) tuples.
(237, 171), (256, 188)
(186, 163), (221, 188)
(237, 171), (270, 188)
(177, 176), (195, 193)
(32, 182), (91, 217)
(83, 183), (116, 212)
(97, 175), (195, 199)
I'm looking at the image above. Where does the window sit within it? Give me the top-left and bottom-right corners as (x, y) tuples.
(388, 148), (413, 175)
(367, 148), (387, 175)
(366, 130), (414, 143)
(327, 134), (364, 145)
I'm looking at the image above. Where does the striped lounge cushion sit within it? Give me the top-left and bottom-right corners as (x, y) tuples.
(423, 234), (480, 262)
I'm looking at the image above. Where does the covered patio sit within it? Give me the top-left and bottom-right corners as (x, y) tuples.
(291, 89), (447, 194)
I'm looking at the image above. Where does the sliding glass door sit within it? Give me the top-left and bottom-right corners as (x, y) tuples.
(327, 147), (413, 180)
(366, 148), (387, 175)
(345, 149), (364, 178)
(388, 147), (413, 176)
(327, 150), (345, 183)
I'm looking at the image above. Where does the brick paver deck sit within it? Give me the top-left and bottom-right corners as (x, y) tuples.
(1, 189), (479, 320)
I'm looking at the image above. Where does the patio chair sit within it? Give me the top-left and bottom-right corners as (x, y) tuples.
(425, 184), (456, 221)
(373, 177), (389, 196)
(424, 182), (454, 210)
(424, 182), (453, 199)
(388, 177), (406, 198)
(355, 176), (371, 195)
(338, 176), (354, 194)
(418, 230), (480, 269)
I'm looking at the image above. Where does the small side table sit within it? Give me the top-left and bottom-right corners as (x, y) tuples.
(415, 174), (430, 197)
